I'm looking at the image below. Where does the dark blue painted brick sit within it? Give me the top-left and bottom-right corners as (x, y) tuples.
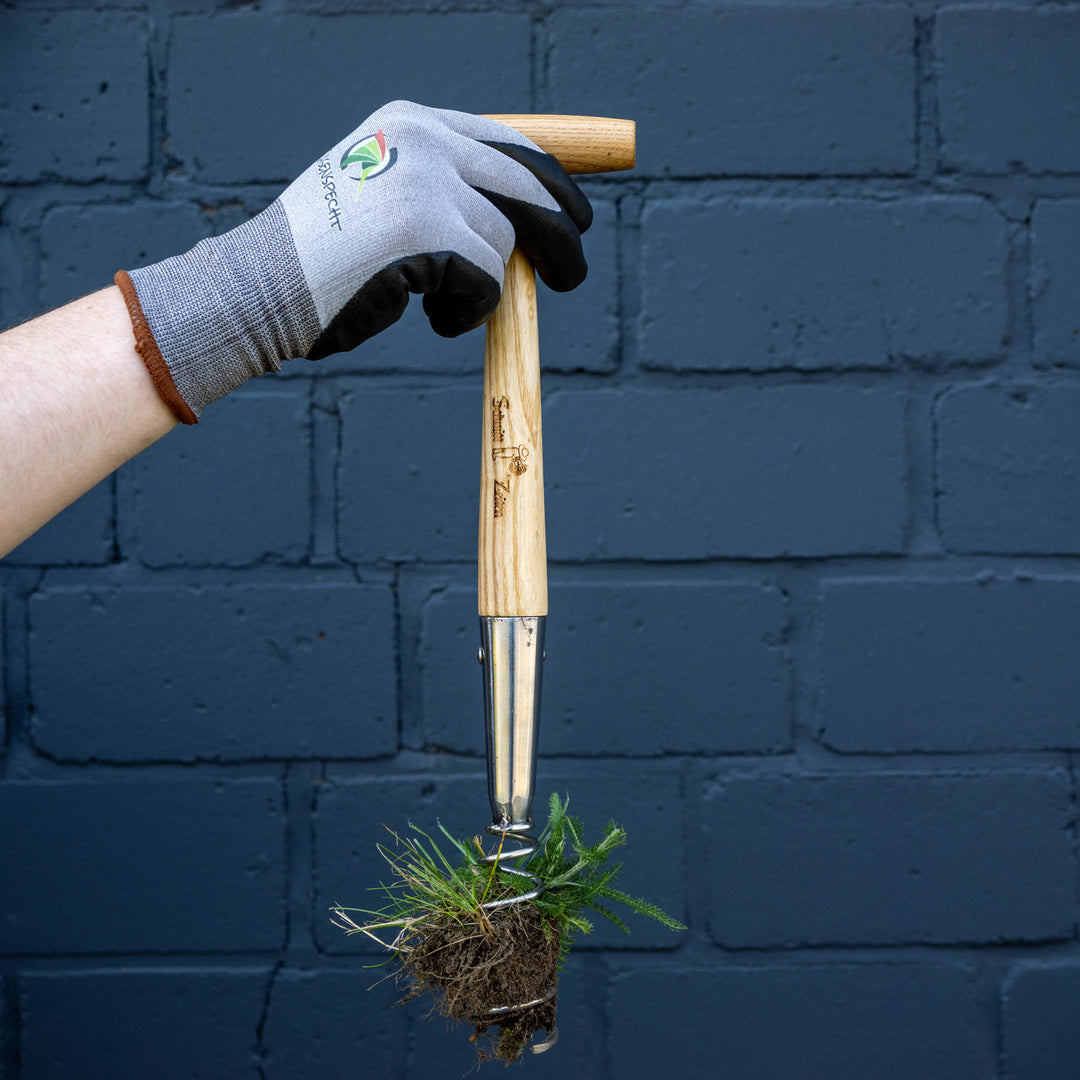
(545, 387), (908, 558)
(938, 8), (1080, 174)
(1001, 964), (1080, 1080)
(0, 12), (149, 182)
(549, 7), (915, 177)
(262, 969), (408, 1079)
(40, 202), (210, 313)
(936, 382), (1080, 554)
(2, 478), (112, 567)
(820, 577), (1080, 752)
(315, 769), (684, 953)
(536, 198), (619, 373)
(338, 387), (476, 563)
(0, 779), (284, 952)
(1032, 199), (1080, 369)
(169, 14), (531, 182)
(641, 197), (1008, 371)
(0, 211), (12, 329)
(128, 388), (310, 567)
(609, 964), (981, 1080)
(314, 199), (618, 377)
(421, 581), (790, 755)
(705, 772), (1074, 947)
(28, 580), (396, 761)
(20, 969), (266, 1078)
(1, 205), (38, 332)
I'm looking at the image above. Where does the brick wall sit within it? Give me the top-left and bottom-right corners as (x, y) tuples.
(2, 3), (1079, 1078)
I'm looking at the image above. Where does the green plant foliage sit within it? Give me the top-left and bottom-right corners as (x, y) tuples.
(330, 793), (685, 954)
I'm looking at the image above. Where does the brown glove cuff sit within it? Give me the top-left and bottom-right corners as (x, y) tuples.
(114, 270), (198, 426)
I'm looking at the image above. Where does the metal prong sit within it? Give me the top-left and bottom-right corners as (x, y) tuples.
(479, 821), (544, 910)
(531, 1027), (559, 1054)
(478, 985), (557, 1017)
(481, 616), (545, 826)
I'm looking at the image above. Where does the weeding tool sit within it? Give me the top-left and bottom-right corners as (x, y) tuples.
(475, 115), (636, 914)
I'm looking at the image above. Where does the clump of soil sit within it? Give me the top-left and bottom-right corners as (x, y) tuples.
(333, 798), (686, 1061)
(397, 901), (562, 1063)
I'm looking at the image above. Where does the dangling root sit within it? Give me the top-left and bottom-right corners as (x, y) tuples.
(395, 902), (561, 1064)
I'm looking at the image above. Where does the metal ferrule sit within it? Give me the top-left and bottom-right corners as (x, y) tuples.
(479, 615), (546, 829)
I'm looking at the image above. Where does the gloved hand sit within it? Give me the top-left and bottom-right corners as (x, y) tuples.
(115, 100), (592, 424)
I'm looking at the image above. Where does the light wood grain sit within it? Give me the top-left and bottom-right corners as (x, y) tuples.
(477, 115), (635, 617)
(479, 249), (548, 617)
(482, 115), (635, 174)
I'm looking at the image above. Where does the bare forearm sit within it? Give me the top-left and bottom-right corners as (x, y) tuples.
(0, 286), (177, 557)
(0, 106), (597, 559)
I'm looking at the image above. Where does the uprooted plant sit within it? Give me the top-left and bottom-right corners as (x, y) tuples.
(331, 793), (684, 1064)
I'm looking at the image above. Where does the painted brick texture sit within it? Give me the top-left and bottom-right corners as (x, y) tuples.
(2, 479), (112, 567)
(20, 970), (267, 1078)
(0, 12), (149, 182)
(420, 581), (790, 755)
(641, 197), (1009, 371)
(338, 386), (475, 562)
(548, 7), (916, 177)
(609, 965), (983, 1080)
(261, 969), (408, 1078)
(28, 580), (396, 761)
(936, 382), (1080, 554)
(820, 577), (1080, 752)
(2, 4), (1079, 1079)
(39, 202), (211, 314)
(705, 772), (1074, 948)
(1001, 964), (1080, 1080)
(0, 780), (285, 953)
(341, 385), (908, 561)
(1032, 199), (1080, 368)
(128, 388), (311, 567)
(544, 387), (908, 558)
(938, 7), (1080, 174)
(169, 14), (532, 182)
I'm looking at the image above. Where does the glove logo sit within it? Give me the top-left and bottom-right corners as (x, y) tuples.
(340, 129), (397, 198)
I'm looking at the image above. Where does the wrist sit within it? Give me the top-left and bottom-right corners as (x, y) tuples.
(117, 201), (319, 423)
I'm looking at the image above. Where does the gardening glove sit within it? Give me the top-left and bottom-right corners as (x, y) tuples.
(115, 100), (592, 424)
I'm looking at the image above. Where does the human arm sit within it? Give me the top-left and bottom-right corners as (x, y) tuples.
(0, 102), (591, 557)
(115, 101), (591, 425)
(0, 286), (177, 557)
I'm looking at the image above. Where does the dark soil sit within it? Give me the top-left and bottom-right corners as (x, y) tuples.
(397, 902), (562, 1063)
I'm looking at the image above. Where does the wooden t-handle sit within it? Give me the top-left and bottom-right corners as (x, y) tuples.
(482, 115), (635, 175)
(479, 247), (545, 617)
(478, 116), (635, 618)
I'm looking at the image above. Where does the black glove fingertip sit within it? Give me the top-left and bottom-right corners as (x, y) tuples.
(422, 254), (502, 337)
(482, 140), (593, 234)
(473, 188), (588, 294)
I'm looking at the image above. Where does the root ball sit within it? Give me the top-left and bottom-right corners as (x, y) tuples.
(398, 902), (561, 1063)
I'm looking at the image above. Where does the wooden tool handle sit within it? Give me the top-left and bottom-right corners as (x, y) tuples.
(478, 115), (636, 617)
(479, 248), (546, 617)
(482, 115), (635, 174)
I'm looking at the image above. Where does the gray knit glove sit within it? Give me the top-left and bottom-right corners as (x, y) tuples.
(115, 101), (592, 424)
